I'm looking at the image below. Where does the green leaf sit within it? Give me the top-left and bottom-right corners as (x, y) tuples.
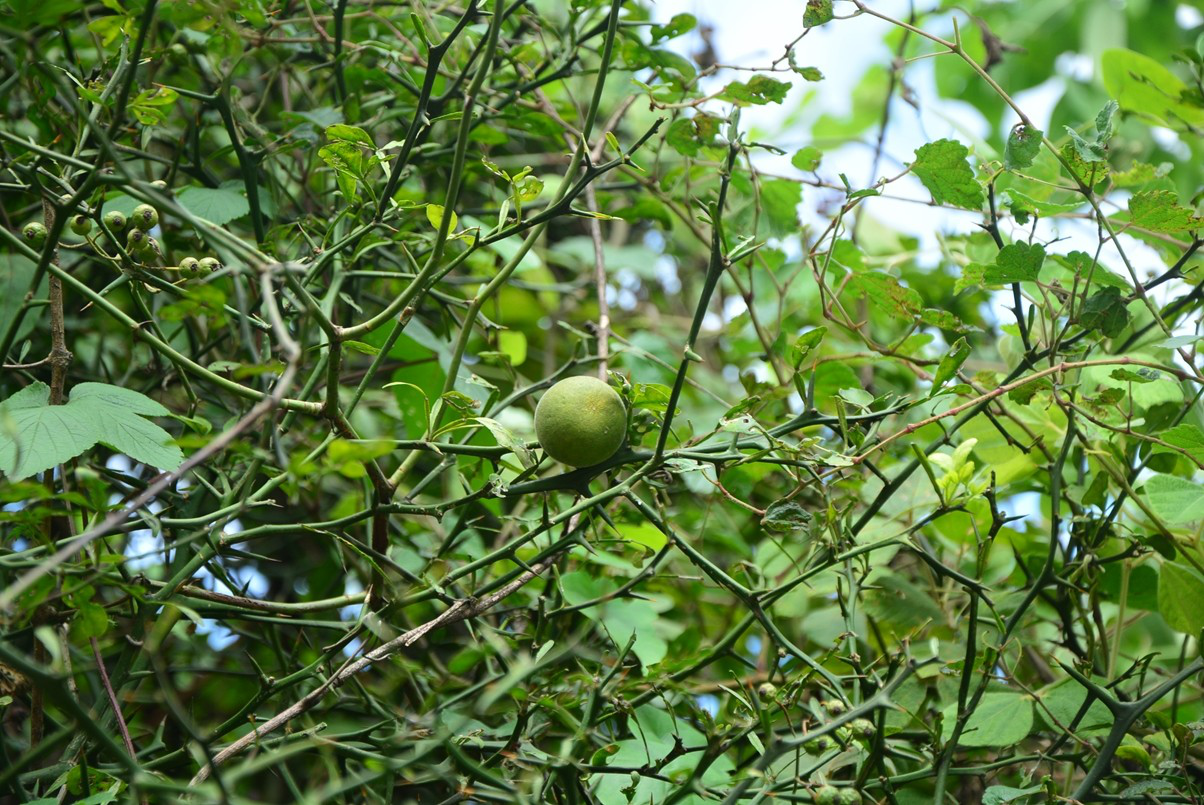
(1079, 287), (1130, 338)
(983, 242), (1045, 284)
(790, 327), (826, 366)
(1128, 190), (1200, 233)
(759, 179), (802, 236)
(791, 146), (822, 172)
(718, 75), (791, 106)
(425, 204), (459, 233)
(911, 139), (984, 210)
(1158, 561), (1204, 633)
(932, 337), (970, 392)
(761, 500), (811, 533)
(803, 0), (833, 27)
(1156, 424), (1204, 465)
(0, 382), (182, 481)
(1, 253), (47, 345)
(1101, 48), (1204, 131)
(847, 272), (922, 318)
(1143, 474), (1204, 525)
(129, 86), (178, 126)
(649, 13), (696, 42)
(176, 185), (251, 226)
(941, 692), (1033, 747)
(1003, 124), (1043, 171)
(983, 785), (1042, 805)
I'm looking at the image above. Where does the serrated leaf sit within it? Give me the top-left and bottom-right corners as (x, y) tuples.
(911, 139), (984, 210)
(718, 75), (791, 106)
(803, 0), (833, 27)
(983, 242), (1045, 284)
(1128, 190), (1200, 233)
(1079, 287), (1130, 338)
(1003, 123), (1043, 170)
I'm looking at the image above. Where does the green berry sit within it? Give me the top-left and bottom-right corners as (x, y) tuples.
(70, 214), (92, 236)
(104, 210), (127, 232)
(803, 735), (833, 754)
(132, 203), (159, 229)
(178, 257), (200, 279)
(150, 179), (168, 191)
(820, 699), (847, 715)
(813, 785), (841, 805)
(22, 222), (48, 248)
(849, 718), (875, 740)
(127, 228), (150, 253)
(167, 43), (188, 64)
(197, 257), (221, 277)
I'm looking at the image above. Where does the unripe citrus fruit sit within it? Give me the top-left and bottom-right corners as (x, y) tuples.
(132, 203), (159, 229)
(534, 376), (626, 467)
(127, 228), (150, 253)
(22, 222), (48, 247)
(70, 214), (92, 236)
(104, 210), (127, 232)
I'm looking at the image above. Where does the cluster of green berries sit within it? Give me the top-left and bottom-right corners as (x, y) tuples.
(103, 203), (160, 258)
(22, 197), (219, 281)
(812, 785), (862, 805)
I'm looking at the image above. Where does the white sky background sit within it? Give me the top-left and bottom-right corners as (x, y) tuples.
(646, 0), (1202, 315)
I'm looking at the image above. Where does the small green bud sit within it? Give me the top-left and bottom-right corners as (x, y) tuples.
(103, 210), (128, 232)
(132, 203), (159, 229)
(151, 179), (168, 191)
(70, 214), (92, 236)
(22, 222), (48, 247)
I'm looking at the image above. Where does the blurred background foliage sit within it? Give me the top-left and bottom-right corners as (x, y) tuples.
(2, 0), (1204, 803)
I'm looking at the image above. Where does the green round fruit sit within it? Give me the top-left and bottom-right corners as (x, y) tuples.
(534, 376), (626, 467)
(820, 699), (847, 716)
(103, 210), (127, 232)
(813, 785), (841, 805)
(849, 718), (875, 740)
(22, 221), (48, 247)
(803, 735), (833, 754)
(150, 179), (168, 191)
(178, 256), (201, 279)
(70, 214), (92, 236)
(126, 228), (149, 253)
(197, 256), (221, 276)
(132, 203), (159, 229)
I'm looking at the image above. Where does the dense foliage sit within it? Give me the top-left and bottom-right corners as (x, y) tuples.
(2, 0), (1204, 802)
